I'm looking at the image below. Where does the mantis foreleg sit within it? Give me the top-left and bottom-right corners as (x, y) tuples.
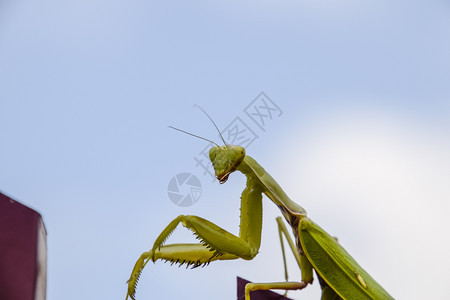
(126, 179), (264, 299)
(127, 243), (235, 299)
(153, 215), (260, 259)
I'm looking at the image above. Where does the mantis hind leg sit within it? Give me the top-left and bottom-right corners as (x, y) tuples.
(276, 216), (314, 285)
(276, 217), (342, 299)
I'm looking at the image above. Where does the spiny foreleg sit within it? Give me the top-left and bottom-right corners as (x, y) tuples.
(126, 244), (232, 300)
(126, 214), (261, 299)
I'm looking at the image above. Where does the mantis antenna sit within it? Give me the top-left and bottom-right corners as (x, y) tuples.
(193, 104), (228, 146)
(168, 126), (220, 147)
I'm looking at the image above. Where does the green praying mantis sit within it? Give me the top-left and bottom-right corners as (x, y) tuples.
(125, 110), (394, 300)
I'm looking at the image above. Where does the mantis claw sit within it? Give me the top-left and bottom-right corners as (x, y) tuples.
(126, 251), (152, 300)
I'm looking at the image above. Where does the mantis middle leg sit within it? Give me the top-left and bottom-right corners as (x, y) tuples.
(243, 217), (314, 300)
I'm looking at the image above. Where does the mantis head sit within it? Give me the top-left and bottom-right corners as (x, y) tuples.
(170, 105), (247, 184)
(209, 145), (245, 184)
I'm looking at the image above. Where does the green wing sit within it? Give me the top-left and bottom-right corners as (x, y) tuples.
(299, 217), (394, 300)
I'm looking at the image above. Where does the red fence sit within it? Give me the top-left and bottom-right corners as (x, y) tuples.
(0, 192), (46, 300)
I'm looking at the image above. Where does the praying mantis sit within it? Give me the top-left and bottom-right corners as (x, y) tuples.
(125, 110), (394, 300)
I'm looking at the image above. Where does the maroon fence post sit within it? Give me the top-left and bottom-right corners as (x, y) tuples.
(0, 192), (47, 300)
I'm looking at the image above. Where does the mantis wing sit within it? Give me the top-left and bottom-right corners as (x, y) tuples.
(299, 217), (394, 300)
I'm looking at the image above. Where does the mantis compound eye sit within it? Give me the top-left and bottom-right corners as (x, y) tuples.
(209, 147), (218, 162)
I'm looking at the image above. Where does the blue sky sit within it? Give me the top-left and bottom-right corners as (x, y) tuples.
(1, 1), (449, 299)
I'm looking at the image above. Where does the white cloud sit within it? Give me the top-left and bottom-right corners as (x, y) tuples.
(280, 105), (450, 299)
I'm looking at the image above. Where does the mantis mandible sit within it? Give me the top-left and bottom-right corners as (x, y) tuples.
(126, 110), (394, 300)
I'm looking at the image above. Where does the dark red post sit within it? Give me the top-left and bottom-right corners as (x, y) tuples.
(0, 192), (47, 300)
